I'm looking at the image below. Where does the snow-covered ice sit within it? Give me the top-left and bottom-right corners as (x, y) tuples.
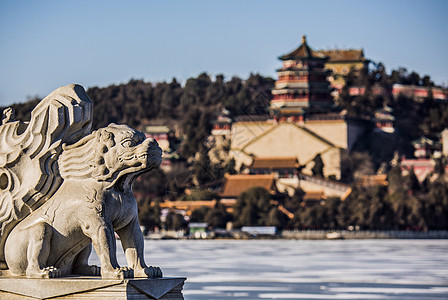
(90, 239), (448, 299)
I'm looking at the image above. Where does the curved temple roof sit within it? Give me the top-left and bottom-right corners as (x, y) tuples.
(279, 35), (328, 61)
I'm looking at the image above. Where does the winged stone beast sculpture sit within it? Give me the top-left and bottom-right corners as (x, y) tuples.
(0, 84), (163, 279)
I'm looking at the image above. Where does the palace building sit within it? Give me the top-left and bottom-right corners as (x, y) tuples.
(318, 48), (370, 90)
(229, 115), (365, 180)
(271, 35), (333, 118)
(228, 36), (366, 180)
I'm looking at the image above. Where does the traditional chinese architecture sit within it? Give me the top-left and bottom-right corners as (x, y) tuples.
(229, 36), (367, 181)
(400, 136), (447, 182)
(373, 106), (395, 133)
(442, 129), (448, 157)
(356, 174), (388, 188)
(392, 84), (448, 101)
(412, 137), (439, 159)
(211, 108), (232, 137)
(230, 114), (365, 180)
(270, 35), (333, 119)
(143, 125), (176, 172)
(247, 157), (299, 178)
(276, 173), (352, 201)
(159, 199), (236, 215)
(144, 125), (171, 151)
(318, 48), (370, 90)
(220, 174), (277, 200)
(207, 108), (233, 166)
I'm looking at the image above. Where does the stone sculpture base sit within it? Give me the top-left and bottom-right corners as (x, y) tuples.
(0, 275), (186, 300)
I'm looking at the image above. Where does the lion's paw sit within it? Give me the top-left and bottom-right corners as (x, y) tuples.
(134, 266), (163, 278)
(39, 266), (61, 278)
(102, 267), (134, 279)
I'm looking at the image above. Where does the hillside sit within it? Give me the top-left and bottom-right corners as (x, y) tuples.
(2, 67), (448, 231)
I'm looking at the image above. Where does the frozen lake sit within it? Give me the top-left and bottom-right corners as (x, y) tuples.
(90, 239), (448, 299)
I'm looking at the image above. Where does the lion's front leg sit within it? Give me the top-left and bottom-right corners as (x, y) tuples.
(116, 217), (162, 278)
(83, 218), (133, 279)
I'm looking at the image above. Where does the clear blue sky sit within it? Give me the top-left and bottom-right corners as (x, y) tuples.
(0, 0), (447, 106)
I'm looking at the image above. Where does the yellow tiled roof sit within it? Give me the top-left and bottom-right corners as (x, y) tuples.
(220, 174), (275, 198)
(250, 157), (298, 169)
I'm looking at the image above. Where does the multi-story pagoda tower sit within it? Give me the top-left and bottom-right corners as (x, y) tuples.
(271, 35), (333, 118)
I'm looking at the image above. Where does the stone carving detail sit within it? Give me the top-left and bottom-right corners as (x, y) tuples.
(0, 84), (163, 279)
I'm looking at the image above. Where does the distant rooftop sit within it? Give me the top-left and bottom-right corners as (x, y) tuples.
(145, 125), (170, 134)
(250, 157), (298, 169)
(279, 35), (328, 61)
(234, 115), (271, 122)
(318, 49), (369, 63)
(220, 174), (275, 198)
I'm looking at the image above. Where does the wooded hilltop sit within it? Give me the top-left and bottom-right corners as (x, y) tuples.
(3, 65), (448, 231)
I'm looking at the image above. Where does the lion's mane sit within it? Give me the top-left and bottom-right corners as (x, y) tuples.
(59, 128), (116, 182)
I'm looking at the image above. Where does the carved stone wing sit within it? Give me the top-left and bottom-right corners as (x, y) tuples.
(0, 84), (93, 263)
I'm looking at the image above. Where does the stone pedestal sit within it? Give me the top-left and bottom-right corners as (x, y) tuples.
(0, 276), (186, 299)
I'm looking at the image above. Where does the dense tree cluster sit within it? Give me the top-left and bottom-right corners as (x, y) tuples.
(295, 166), (448, 231)
(233, 187), (286, 228)
(88, 72), (274, 134)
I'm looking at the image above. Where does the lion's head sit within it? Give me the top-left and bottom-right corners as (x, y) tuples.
(59, 124), (162, 188)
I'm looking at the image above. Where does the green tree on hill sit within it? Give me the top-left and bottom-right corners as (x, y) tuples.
(233, 187), (284, 228)
(312, 154), (324, 177)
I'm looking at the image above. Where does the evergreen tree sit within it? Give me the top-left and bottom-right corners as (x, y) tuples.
(233, 187), (273, 227)
(312, 154), (324, 177)
(205, 201), (232, 229)
(190, 206), (211, 223)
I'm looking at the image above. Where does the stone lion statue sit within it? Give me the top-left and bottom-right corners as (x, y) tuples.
(0, 84), (162, 279)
